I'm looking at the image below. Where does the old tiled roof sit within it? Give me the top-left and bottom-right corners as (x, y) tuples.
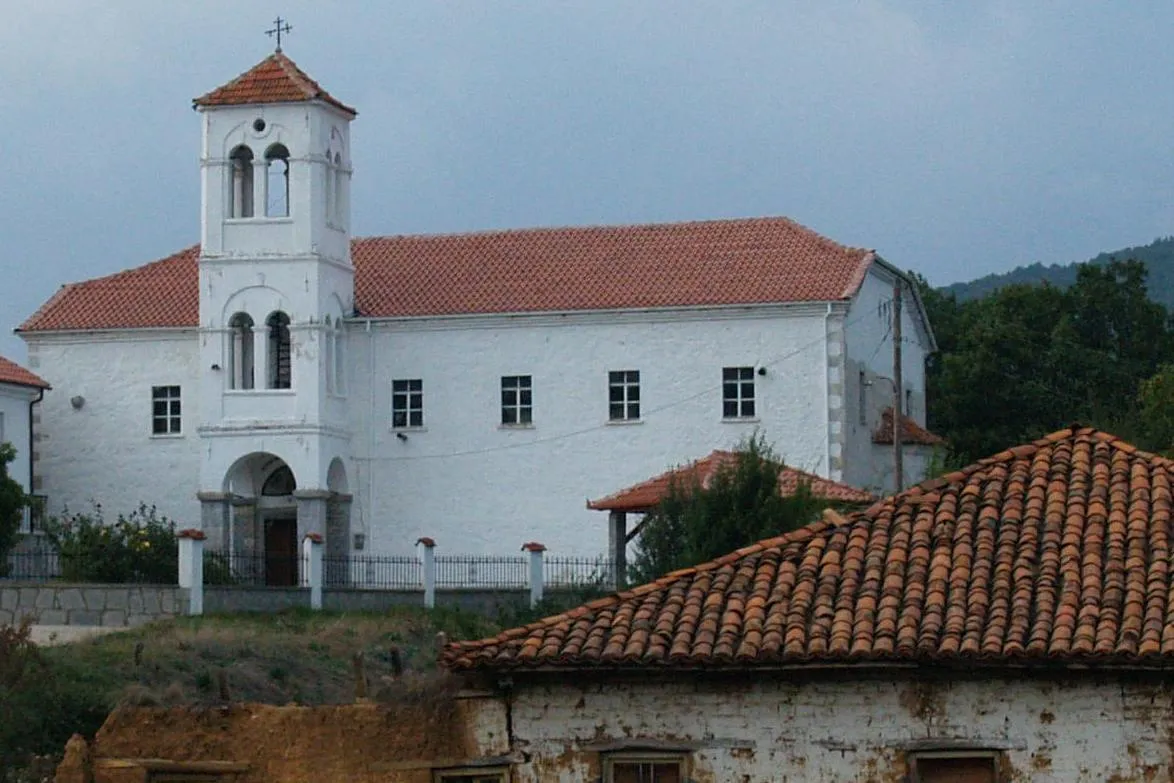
(0, 355), (49, 389)
(443, 427), (1174, 671)
(587, 450), (875, 512)
(192, 52), (356, 116)
(872, 407), (946, 446)
(19, 217), (874, 332)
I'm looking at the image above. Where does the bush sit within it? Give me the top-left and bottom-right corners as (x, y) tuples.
(0, 444), (27, 578)
(41, 504), (178, 584)
(630, 434), (824, 582)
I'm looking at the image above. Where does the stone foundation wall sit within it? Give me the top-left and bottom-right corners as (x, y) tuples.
(0, 583), (186, 626)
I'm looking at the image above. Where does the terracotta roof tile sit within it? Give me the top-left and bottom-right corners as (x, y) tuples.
(193, 52), (356, 116)
(19, 217), (874, 332)
(587, 450), (875, 512)
(872, 407), (945, 446)
(0, 355), (49, 389)
(443, 427), (1174, 671)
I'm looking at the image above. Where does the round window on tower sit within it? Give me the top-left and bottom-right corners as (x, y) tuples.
(252, 118), (266, 133)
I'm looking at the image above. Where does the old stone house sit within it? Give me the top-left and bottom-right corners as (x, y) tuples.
(62, 426), (1174, 782)
(18, 47), (936, 568)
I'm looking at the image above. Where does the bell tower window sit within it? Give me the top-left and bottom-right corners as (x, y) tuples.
(265, 144), (290, 217)
(267, 311), (292, 389)
(229, 145), (254, 218)
(228, 313), (255, 390)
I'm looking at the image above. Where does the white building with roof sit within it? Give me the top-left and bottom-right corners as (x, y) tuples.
(17, 51), (938, 572)
(0, 355), (49, 534)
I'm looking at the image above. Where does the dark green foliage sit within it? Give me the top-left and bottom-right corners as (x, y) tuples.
(941, 236), (1174, 307)
(41, 504), (179, 584)
(630, 435), (823, 582)
(919, 259), (1174, 464)
(0, 444), (26, 577)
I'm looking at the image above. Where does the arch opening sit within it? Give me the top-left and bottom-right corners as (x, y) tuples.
(265, 143), (290, 217)
(227, 312), (255, 390)
(266, 311), (292, 389)
(229, 145), (254, 218)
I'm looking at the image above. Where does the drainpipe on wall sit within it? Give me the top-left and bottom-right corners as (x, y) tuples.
(27, 386), (44, 494)
(823, 303), (833, 477)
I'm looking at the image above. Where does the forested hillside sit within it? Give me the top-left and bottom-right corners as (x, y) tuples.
(942, 236), (1174, 307)
(918, 259), (1174, 467)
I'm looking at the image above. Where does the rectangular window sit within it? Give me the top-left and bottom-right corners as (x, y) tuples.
(607, 757), (683, 783)
(721, 366), (755, 419)
(905, 388), (914, 417)
(608, 370), (640, 421)
(151, 386), (182, 435)
(911, 754), (998, 783)
(433, 770), (507, 783)
(392, 379), (424, 428)
(501, 375), (532, 426)
(858, 370), (867, 425)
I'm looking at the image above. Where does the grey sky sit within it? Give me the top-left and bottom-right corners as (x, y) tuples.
(4, 2), (1174, 360)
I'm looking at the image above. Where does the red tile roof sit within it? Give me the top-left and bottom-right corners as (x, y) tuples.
(0, 355), (49, 389)
(587, 450), (875, 512)
(193, 52), (356, 116)
(19, 217), (875, 332)
(872, 407), (945, 446)
(443, 427), (1174, 672)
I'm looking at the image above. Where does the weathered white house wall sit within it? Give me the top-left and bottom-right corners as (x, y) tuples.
(349, 304), (835, 556)
(0, 381), (39, 496)
(842, 264), (936, 492)
(26, 332), (203, 528)
(500, 675), (1174, 781)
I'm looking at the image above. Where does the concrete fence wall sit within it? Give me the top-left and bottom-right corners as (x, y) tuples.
(1, 582), (533, 627)
(0, 583), (188, 627)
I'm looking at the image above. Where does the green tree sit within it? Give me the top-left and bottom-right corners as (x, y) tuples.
(629, 436), (823, 582)
(916, 260), (1174, 466)
(0, 444), (26, 576)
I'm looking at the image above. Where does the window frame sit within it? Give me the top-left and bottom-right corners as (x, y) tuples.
(608, 370), (641, 422)
(392, 378), (424, 429)
(604, 752), (687, 783)
(721, 366), (756, 420)
(151, 385), (182, 437)
(432, 768), (508, 783)
(908, 750), (1001, 783)
(500, 375), (533, 427)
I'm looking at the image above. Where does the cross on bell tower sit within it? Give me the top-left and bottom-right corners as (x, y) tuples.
(265, 17), (292, 52)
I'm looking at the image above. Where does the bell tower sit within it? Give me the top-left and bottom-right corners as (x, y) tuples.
(192, 45), (357, 564)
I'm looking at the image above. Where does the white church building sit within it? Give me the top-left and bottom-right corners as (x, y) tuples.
(16, 51), (938, 569)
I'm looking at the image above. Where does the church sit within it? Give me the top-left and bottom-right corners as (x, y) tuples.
(16, 49), (938, 566)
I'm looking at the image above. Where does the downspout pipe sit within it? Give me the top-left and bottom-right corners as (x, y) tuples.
(27, 387), (44, 494)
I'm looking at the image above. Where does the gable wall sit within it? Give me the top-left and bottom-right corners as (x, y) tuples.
(505, 675), (1174, 781)
(842, 266), (935, 492)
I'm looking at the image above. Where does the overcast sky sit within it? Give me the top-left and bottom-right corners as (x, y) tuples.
(3, 1), (1174, 360)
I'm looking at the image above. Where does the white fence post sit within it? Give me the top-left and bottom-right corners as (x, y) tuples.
(417, 537), (436, 609)
(523, 541), (546, 608)
(177, 529), (205, 616)
(303, 533), (323, 610)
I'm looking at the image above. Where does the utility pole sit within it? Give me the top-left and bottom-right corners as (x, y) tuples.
(892, 280), (904, 490)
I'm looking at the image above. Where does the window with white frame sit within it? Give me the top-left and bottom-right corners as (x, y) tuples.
(501, 375), (532, 425)
(608, 370), (640, 421)
(392, 379), (423, 428)
(722, 366), (755, 419)
(432, 769), (507, 783)
(151, 386), (182, 435)
(605, 755), (684, 783)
